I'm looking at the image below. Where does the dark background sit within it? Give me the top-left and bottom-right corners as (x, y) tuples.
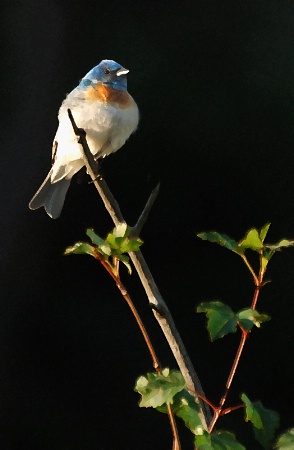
(1, 1), (294, 449)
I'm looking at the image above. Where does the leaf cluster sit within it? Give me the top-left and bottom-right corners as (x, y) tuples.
(135, 369), (203, 433)
(134, 224), (294, 448)
(198, 224), (294, 281)
(64, 223), (143, 274)
(135, 370), (280, 449)
(197, 301), (270, 341)
(198, 223), (294, 256)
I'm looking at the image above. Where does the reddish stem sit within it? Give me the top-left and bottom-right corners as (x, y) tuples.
(221, 403), (244, 415)
(93, 251), (161, 371)
(186, 388), (218, 412)
(208, 330), (248, 432)
(94, 251), (181, 449)
(208, 263), (263, 433)
(251, 285), (260, 310)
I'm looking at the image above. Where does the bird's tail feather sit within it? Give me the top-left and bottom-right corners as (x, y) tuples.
(29, 170), (71, 219)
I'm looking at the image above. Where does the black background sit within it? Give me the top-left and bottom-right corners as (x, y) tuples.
(2, 1), (294, 449)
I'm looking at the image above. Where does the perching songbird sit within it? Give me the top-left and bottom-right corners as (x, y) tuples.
(29, 59), (139, 219)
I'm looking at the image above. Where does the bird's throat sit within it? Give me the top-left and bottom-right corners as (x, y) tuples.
(86, 84), (132, 108)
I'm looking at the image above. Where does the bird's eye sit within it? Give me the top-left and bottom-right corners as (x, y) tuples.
(104, 69), (110, 75)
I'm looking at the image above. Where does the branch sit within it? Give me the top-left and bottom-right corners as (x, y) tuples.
(93, 249), (181, 450)
(67, 109), (212, 428)
(208, 262), (265, 432)
(130, 183), (160, 237)
(68, 109), (124, 223)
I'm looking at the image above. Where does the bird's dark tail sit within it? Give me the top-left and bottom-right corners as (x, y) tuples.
(29, 170), (71, 219)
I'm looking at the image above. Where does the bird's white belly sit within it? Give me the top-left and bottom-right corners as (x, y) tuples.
(51, 98), (139, 182)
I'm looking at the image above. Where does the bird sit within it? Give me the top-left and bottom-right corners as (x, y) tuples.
(29, 59), (139, 219)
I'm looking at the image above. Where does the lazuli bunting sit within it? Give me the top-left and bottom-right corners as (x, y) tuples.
(29, 59), (139, 219)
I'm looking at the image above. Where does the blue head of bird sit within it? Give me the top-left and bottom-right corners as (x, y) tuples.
(81, 59), (129, 91)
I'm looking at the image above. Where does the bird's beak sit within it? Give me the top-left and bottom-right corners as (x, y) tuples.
(116, 67), (129, 76)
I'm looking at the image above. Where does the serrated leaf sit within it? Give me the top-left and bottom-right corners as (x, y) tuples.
(134, 370), (185, 408)
(261, 258), (269, 274)
(86, 228), (106, 246)
(64, 242), (96, 257)
(106, 234), (126, 251)
(277, 239), (294, 247)
(194, 429), (246, 449)
(162, 368), (170, 377)
(260, 223), (271, 243)
(105, 231), (143, 255)
(274, 428), (294, 449)
(173, 391), (202, 434)
(119, 237), (143, 253)
(266, 239), (294, 251)
(136, 375), (149, 391)
(211, 431), (246, 449)
(105, 232), (120, 249)
(242, 393), (263, 428)
(156, 389), (202, 434)
(197, 301), (237, 341)
(261, 247), (276, 273)
(117, 254), (132, 274)
(197, 231), (243, 254)
(263, 248), (275, 261)
(239, 228), (263, 251)
(97, 244), (112, 256)
(241, 393), (280, 449)
(237, 308), (270, 331)
(112, 222), (129, 238)
(117, 236), (126, 245)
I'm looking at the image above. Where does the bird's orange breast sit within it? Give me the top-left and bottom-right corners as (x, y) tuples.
(85, 84), (132, 108)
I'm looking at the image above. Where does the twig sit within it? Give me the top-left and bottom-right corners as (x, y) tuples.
(67, 109), (211, 428)
(130, 183), (160, 237)
(92, 250), (181, 449)
(240, 254), (259, 286)
(92, 250), (161, 371)
(208, 262), (264, 432)
(221, 404), (244, 415)
(208, 330), (248, 432)
(167, 403), (181, 450)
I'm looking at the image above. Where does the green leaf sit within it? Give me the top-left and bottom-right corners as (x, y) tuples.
(105, 228), (143, 254)
(119, 237), (143, 253)
(274, 428), (294, 449)
(86, 228), (107, 246)
(263, 248), (275, 261)
(260, 223), (271, 243)
(97, 244), (112, 257)
(173, 390), (202, 434)
(105, 232), (120, 249)
(237, 308), (270, 331)
(261, 247), (275, 272)
(241, 393), (280, 449)
(157, 389), (202, 433)
(266, 239), (294, 251)
(194, 429), (246, 449)
(197, 301), (237, 341)
(112, 222), (129, 238)
(134, 369), (185, 408)
(117, 254), (132, 274)
(197, 231), (243, 254)
(239, 228), (263, 251)
(261, 246), (276, 274)
(64, 242), (96, 258)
